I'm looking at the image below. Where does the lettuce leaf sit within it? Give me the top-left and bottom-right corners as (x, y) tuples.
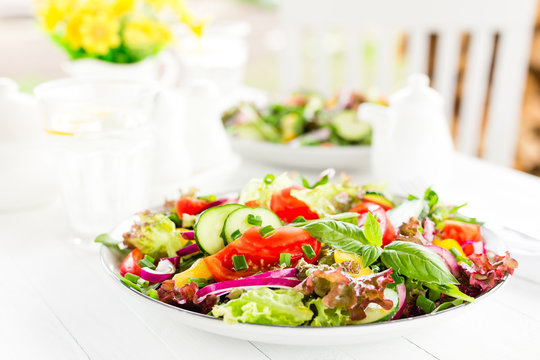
(459, 251), (518, 294)
(211, 288), (313, 325)
(290, 179), (358, 217)
(157, 280), (217, 314)
(307, 298), (350, 326)
(123, 211), (187, 258)
(238, 173), (293, 208)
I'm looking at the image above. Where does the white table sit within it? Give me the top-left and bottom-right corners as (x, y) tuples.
(2, 154), (539, 360)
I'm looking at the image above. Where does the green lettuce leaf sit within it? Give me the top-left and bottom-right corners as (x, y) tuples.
(238, 173), (293, 208)
(307, 298), (350, 326)
(123, 211), (186, 258)
(424, 283), (474, 303)
(211, 288), (313, 325)
(290, 178), (358, 217)
(380, 241), (459, 285)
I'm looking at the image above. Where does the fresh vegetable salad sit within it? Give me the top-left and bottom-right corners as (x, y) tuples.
(97, 172), (518, 326)
(222, 91), (386, 146)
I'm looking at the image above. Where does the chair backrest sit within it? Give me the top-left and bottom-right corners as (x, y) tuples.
(278, 0), (537, 166)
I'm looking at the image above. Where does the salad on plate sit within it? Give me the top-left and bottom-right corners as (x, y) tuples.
(97, 172), (517, 327)
(222, 91), (386, 146)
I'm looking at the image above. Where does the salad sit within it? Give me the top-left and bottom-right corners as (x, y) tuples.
(222, 91), (386, 146)
(97, 172), (517, 327)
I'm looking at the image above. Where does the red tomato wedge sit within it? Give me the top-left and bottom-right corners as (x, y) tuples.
(119, 248), (144, 277)
(204, 226), (321, 282)
(351, 202), (397, 247)
(270, 185), (319, 223)
(175, 197), (211, 217)
(440, 220), (482, 244)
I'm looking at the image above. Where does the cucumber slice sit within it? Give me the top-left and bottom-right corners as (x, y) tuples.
(223, 207), (282, 244)
(364, 191), (394, 209)
(387, 199), (429, 229)
(352, 288), (399, 324)
(332, 110), (371, 142)
(194, 204), (244, 254)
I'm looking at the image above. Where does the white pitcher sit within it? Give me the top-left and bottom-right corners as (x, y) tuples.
(358, 74), (454, 188)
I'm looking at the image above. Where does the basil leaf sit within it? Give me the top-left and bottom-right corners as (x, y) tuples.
(433, 299), (463, 313)
(380, 241), (459, 285)
(424, 283), (474, 303)
(300, 220), (382, 267)
(363, 212), (382, 247)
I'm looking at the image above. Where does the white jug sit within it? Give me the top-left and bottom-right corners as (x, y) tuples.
(359, 74), (454, 188)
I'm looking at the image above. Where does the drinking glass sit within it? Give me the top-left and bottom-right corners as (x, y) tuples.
(34, 79), (158, 245)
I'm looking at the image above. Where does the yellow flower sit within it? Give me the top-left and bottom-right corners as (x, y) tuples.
(112, 0), (135, 16)
(79, 12), (121, 55)
(123, 16), (171, 51)
(64, 12), (84, 49)
(35, 0), (78, 31)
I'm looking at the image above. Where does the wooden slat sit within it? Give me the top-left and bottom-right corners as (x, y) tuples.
(280, 24), (302, 95)
(375, 29), (394, 94)
(433, 30), (461, 124)
(314, 28), (331, 95)
(344, 27), (360, 90)
(455, 30), (493, 156)
(407, 29), (429, 75)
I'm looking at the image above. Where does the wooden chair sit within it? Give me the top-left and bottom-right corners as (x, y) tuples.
(278, 0), (537, 166)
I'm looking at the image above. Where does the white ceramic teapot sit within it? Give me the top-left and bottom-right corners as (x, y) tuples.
(358, 74), (454, 188)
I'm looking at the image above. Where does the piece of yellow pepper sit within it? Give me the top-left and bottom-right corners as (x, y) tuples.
(173, 259), (213, 288)
(334, 250), (373, 277)
(432, 238), (466, 257)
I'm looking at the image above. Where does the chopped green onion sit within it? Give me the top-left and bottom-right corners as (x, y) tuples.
(188, 278), (208, 288)
(168, 213), (181, 227)
(302, 244), (316, 259)
(428, 289), (441, 302)
(117, 274), (142, 292)
(449, 248), (473, 266)
(231, 229), (242, 241)
(147, 288), (159, 300)
(137, 278), (149, 287)
(291, 216), (306, 223)
(232, 255), (248, 271)
(264, 174), (275, 185)
(416, 295), (435, 314)
(197, 194), (217, 202)
(125, 273), (140, 283)
(258, 225), (275, 237)
(418, 226), (424, 234)
(407, 194), (419, 200)
(279, 253), (291, 267)
(247, 214), (263, 226)
(139, 255), (156, 270)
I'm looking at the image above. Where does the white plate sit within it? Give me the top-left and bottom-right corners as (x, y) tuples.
(230, 138), (371, 171)
(100, 216), (509, 345)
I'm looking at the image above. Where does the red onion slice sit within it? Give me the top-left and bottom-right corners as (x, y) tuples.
(244, 268), (297, 280)
(140, 259), (176, 282)
(176, 243), (199, 257)
(425, 244), (460, 277)
(392, 283), (407, 320)
(461, 240), (486, 255)
(200, 198), (230, 212)
(423, 218), (435, 243)
(196, 277), (301, 302)
(180, 231), (195, 241)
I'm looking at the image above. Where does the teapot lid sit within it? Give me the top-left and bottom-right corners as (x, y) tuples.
(389, 73), (443, 107)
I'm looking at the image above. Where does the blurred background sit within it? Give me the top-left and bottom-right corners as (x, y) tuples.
(1, 0), (539, 176)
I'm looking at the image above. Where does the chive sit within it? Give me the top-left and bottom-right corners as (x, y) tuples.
(168, 213), (181, 227)
(291, 216), (306, 223)
(188, 277), (208, 288)
(418, 226), (424, 234)
(259, 225), (275, 238)
(125, 273), (140, 283)
(428, 289), (441, 302)
(302, 244), (316, 259)
(232, 255), (248, 271)
(449, 248), (473, 266)
(137, 278), (149, 287)
(231, 229), (242, 241)
(264, 174), (275, 185)
(118, 275), (142, 292)
(247, 214), (263, 226)
(147, 288), (159, 300)
(139, 255), (156, 270)
(197, 194), (217, 202)
(416, 295), (435, 313)
(279, 253), (291, 267)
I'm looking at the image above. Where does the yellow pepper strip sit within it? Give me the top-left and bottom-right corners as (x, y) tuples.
(432, 238), (466, 257)
(173, 259), (213, 288)
(334, 250), (373, 277)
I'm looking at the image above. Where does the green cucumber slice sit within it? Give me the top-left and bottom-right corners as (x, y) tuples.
(387, 199), (429, 229)
(332, 110), (371, 142)
(352, 287), (399, 324)
(223, 207), (282, 244)
(194, 204), (244, 254)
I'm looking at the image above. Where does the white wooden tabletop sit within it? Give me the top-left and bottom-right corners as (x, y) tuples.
(2, 154), (539, 360)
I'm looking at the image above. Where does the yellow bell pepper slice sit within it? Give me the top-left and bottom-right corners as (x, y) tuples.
(173, 259), (213, 287)
(432, 238), (465, 257)
(334, 250), (373, 277)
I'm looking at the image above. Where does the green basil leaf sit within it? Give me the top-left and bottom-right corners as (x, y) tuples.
(380, 241), (459, 285)
(300, 220), (382, 267)
(432, 299), (464, 313)
(363, 212), (382, 247)
(424, 283), (474, 303)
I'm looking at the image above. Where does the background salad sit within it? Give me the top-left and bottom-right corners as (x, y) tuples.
(222, 91), (387, 146)
(97, 172), (517, 326)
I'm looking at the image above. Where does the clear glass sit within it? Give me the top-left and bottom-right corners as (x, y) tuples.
(34, 79), (158, 244)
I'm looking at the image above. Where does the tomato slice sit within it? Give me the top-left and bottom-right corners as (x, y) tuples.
(203, 226), (321, 282)
(352, 202), (396, 247)
(270, 185), (319, 223)
(119, 248), (144, 277)
(175, 197), (211, 217)
(440, 220), (482, 244)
